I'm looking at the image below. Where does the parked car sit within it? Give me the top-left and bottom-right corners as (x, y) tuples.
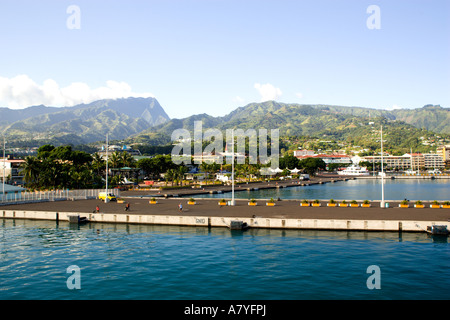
(98, 192), (117, 202)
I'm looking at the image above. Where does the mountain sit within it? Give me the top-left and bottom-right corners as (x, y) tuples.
(129, 101), (449, 153)
(389, 105), (450, 134)
(300, 104), (450, 134)
(0, 97), (170, 146)
(139, 101), (450, 137)
(2, 97), (448, 151)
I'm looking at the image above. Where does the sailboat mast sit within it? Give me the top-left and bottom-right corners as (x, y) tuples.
(381, 125), (385, 208)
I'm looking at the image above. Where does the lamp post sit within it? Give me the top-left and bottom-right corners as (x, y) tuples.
(380, 125), (385, 208)
(2, 136), (5, 202)
(105, 134), (109, 203)
(231, 129), (235, 206)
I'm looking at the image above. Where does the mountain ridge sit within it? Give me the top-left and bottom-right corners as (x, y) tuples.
(1, 99), (448, 149)
(0, 97), (170, 145)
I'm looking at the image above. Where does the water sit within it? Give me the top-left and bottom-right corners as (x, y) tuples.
(193, 179), (450, 201)
(1, 219), (449, 300)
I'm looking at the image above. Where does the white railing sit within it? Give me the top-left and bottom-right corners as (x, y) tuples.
(0, 188), (120, 204)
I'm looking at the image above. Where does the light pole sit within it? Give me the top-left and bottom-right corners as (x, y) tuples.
(231, 129), (235, 206)
(2, 136), (5, 202)
(105, 134), (109, 203)
(380, 125), (385, 208)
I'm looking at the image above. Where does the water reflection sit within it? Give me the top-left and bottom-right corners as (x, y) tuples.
(0, 218), (440, 244)
(192, 179), (450, 201)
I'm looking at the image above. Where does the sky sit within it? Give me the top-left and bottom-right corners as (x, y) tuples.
(0, 0), (449, 119)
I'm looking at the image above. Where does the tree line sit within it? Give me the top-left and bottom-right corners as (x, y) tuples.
(20, 144), (328, 190)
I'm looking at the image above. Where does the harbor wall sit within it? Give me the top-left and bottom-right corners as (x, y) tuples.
(1, 209), (448, 233)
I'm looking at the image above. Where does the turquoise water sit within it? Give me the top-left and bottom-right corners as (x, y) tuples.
(1, 219), (449, 300)
(193, 179), (450, 201)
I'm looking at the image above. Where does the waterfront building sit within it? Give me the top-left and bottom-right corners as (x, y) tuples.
(192, 152), (246, 164)
(97, 145), (142, 159)
(294, 153), (352, 165)
(293, 150), (316, 157)
(423, 153), (445, 169)
(362, 152), (444, 171)
(437, 145), (450, 167)
(407, 153), (425, 170)
(0, 158), (25, 185)
(362, 154), (411, 171)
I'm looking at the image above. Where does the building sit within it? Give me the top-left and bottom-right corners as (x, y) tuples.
(437, 145), (450, 167)
(192, 152), (246, 164)
(361, 152), (444, 170)
(294, 153), (352, 165)
(0, 158), (25, 185)
(317, 154), (352, 165)
(423, 153), (445, 169)
(406, 153), (425, 170)
(362, 154), (412, 171)
(97, 145), (142, 159)
(293, 150), (316, 157)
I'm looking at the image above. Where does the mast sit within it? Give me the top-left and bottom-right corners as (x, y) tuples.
(380, 125), (385, 208)
(231, 129), (235, 206)
(2, 137), (5, 201)
(105, 134), (109, 203)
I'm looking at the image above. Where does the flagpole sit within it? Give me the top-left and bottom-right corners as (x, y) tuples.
(2, 136), (5, 201)
(105, 134), (109, 203)
(231, 129), (235, 206)
(380, 125), (385, 208)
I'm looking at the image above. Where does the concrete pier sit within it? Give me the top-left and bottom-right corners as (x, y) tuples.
(1, 207), (448, 233)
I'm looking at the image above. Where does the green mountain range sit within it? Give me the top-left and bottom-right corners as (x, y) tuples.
(1, 98), (448, 152)
(128, 101), (449, 154)
(0, 97), (170, 146)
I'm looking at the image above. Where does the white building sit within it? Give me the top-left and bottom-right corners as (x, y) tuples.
(0, 158), (25, 185)
(293, 150), (316, 157)
(423, 153), (445, 169)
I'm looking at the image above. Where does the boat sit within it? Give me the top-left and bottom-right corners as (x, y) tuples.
(338, 165), (370, 176)
(426, 225), (449, 236)
(229, 220), (250, 230)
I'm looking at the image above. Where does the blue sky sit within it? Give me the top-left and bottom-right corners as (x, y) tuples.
(0, 0), (449, 118)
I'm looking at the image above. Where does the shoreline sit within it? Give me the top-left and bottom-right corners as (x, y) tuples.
(127, 176), (348, 198)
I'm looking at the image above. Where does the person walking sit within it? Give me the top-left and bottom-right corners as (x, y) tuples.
(178, 203), (183, 212)
(125, 203), (130, 211)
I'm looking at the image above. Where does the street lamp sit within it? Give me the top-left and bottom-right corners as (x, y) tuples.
(231, 129), (235, 206)
(2, 136), (5, 202)
(105, 134), (109, 203)
(380, 125), (385, 208)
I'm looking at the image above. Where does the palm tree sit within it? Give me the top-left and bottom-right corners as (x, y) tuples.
(121, 152), (136, 168)
(166, 168), (176, 186)
(200, 162), (210, 185)
(92, 153), (105, 176)
(176, 166), (187, 186)
(109, 151), (122, 169)
(21, 156), (41, 187)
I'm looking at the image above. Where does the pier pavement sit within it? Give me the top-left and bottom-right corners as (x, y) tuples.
(1, 196), (449, 222)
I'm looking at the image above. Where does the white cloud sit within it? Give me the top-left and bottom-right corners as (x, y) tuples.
(0, 75), (154, 109)
(295, 92), (303, 99)
(232, 96), (246, 105)
(254, 83), (282, 102)
(387, 104), (403, 110)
